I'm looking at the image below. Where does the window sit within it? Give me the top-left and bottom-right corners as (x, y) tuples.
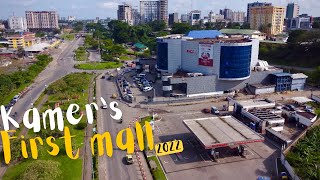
(219, 45), (252, 79)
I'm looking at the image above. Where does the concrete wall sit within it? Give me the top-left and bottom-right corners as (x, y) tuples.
(167, 39), (182, 73)
(291, 78), (306, 91)
(216, 69), (282, 92)
(181, 40), (217, 75)
(168, 69), (282, 95)
(170, 75), (217, 95)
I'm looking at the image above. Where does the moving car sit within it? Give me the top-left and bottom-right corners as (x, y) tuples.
(126, 154), (133, 164)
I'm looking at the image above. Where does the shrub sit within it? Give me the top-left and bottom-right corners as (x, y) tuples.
(74, 122), (87, 130)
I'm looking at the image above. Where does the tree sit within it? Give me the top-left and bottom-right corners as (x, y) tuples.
(171, 23), (192, 34)
(313, 21), (320, 29)
(148, 20), (166, 31)
(53, 28), (61, 34)
(73, 22), (84, 32)
(241, 22), (251, 29)
(22, 160), (62, 180)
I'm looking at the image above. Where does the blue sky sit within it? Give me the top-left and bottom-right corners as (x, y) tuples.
(1, 0), (319, 19)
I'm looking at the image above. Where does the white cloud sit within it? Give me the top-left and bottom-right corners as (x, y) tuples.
(98, 1), (119, 10)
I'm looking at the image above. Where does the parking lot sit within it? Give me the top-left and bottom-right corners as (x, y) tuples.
(150, 110), (279, 179)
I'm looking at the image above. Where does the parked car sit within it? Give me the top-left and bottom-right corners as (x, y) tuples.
(211, 106), (220, 115)
(137, 73), (146, 78)
(143, 86), (153, 92)
(285, 104), (296, 111)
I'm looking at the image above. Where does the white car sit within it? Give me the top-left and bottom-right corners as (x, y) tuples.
(143, 86), (153, 92)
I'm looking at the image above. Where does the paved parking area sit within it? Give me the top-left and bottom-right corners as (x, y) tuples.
(151, 111), (279, 179)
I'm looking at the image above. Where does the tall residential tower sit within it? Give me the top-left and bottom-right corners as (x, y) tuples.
(250, 6), (285, 36)
(286, 3), (299, 19)
(247, 2), (272, 22)
(25, 11), (59, 31)
(118, 3), (133, 25)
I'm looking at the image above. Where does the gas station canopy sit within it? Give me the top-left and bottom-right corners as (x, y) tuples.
(183, 116), (264, 149)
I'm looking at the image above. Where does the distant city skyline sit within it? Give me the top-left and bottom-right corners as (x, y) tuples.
(1, 0), (320, 20)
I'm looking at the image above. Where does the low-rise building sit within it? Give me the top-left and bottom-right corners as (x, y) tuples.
(7, 32), (36, 49)
(220, 29), (266, 40)
(286, 14), (312, 30)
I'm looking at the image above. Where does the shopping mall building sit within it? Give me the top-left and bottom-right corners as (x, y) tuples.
(156, 31), (306, 97)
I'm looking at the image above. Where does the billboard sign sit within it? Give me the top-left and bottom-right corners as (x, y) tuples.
(198, 44), (213, 67)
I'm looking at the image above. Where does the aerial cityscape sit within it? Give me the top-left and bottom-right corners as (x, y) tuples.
(0, 0), (319, 180)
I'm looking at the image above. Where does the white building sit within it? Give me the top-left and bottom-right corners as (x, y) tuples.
(118, 3), (133, 25)
(67, 16), (76, 21)
(8, 16), (27, 32)
(232, 11), (245, 24)
(189, 10), (201, 26)
(208, 11), (224, 23)
(181, 14), (189, 23)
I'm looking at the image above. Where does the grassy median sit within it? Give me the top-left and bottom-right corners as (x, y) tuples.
(2, 72), (93, 180)
(74, 61), (122, 70)
(147, 156), (167, 180)
(74, 47), (88, 61)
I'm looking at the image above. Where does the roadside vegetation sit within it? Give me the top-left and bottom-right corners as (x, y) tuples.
(60, 33), (75, 41)
(147, 156), (167, 180)
(0, 54), (52, 105)
(259, 30), (320, 68)
(74, 62), (122, 70)
(74, 46), (88, 61)
(286, 125), (320, 180)
(2, 72), (93, 180)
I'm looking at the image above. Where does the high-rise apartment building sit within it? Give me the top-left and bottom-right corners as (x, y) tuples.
(247, 2), (272, 22)
(118, 3), (133, 25)
(8, 16), (27, 32)
(25, 11), (59, 31)
(140, 0), (168, 24)
(232, 11), (246, 24)
(220, 8), (233, 20)
(208, 11), (224, 23)
(132, 8), (141, 25)
(181, 14), (189, 23)
(250, 6), (285, 36)
(286, 3), (299, 19)
(159, 0), (168, 23)
(169, 13), (179, 26)
(189, 10), (201, 26)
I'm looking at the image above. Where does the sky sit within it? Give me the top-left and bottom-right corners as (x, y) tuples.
(0, 0), (319, 20)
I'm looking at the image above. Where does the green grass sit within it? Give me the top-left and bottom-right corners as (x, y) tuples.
(74, 47), (88, 61)
(286, 125), (320, 180)
(74, 62), (122, 70)
(140, 116), (153, 127)
(147, 156), (167, 180)
(2, 83), (29, 105)
(119, 55), (132, 61)
(3, 73), (93, 180)
(60, 33), (75, 41)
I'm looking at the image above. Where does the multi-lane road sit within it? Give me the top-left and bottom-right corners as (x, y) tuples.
(0, 38), (82, 131)
(0, 36), (149, 180)
(96, 73), (145, 180)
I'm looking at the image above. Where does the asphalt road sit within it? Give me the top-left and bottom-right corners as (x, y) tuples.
(96, 74), (143, 180)
(0, 37), (82, 135)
